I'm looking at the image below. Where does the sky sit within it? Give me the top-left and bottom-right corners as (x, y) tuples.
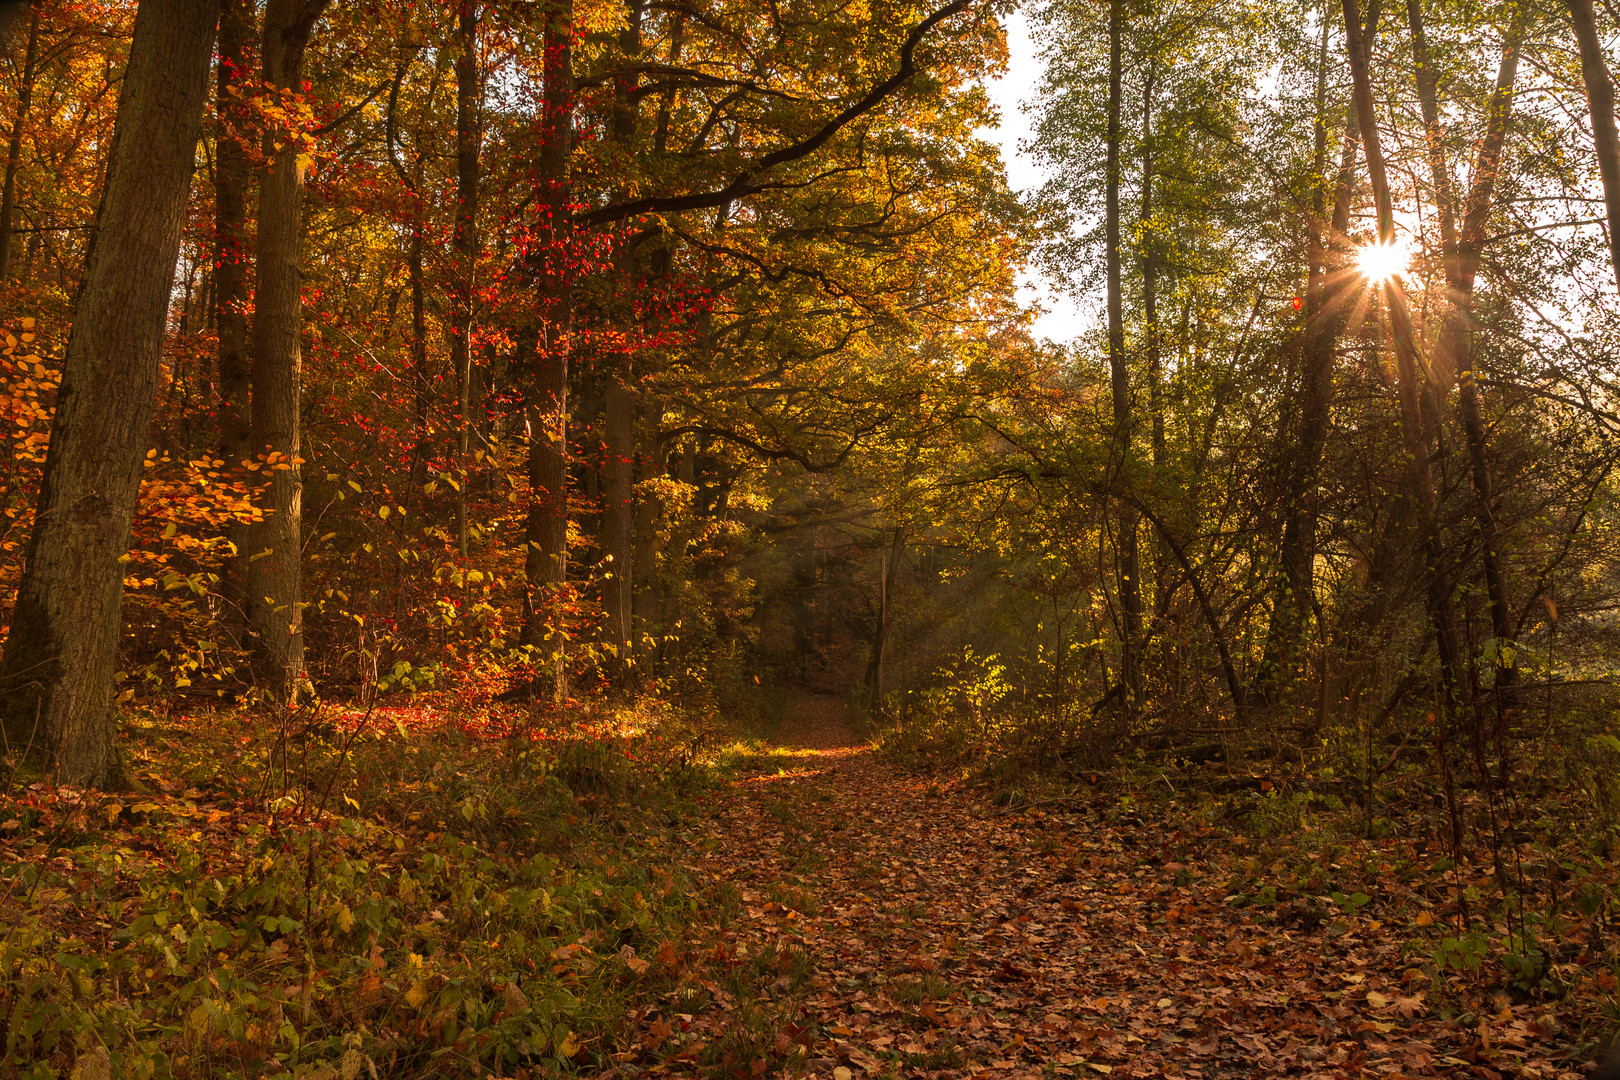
(980, 9), (1088, 345)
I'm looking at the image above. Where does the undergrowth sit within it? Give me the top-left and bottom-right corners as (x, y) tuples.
(0, 697), (754, 1079)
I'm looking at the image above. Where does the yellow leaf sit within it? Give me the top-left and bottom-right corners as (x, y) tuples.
(559, 1030), (580, 1058)
(378, 505), (391, 519)
(406, 978), (429, 1009)
(334, 905), (355, 933)
(1415, 910), (1435, 927)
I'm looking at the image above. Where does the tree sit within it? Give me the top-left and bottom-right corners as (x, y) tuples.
(240, 0), (330, 701)
(0, 0), (218, 785)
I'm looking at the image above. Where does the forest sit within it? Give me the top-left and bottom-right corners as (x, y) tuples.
(2, 0), (1620, 1075)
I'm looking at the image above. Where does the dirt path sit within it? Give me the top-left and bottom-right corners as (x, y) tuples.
(679, 701), (1583, 1079)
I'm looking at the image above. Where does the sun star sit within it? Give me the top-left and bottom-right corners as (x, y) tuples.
(1357, 240), (1410, 283)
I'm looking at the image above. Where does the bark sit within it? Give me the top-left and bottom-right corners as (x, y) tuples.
(599, 0), (643, 683)
(520, 0), (574, 702)
(0, 11), (40, 281)
(0, 0), (218, 786)
(452, 0), (482, 558)
(241, 0), (329, 701)
(1568, 0), (1620, 288)
(215, 0), (253, 633)
(1104, 0), (1141, 708)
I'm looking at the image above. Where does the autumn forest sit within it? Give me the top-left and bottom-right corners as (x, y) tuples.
(3, 0), (1620, 1075)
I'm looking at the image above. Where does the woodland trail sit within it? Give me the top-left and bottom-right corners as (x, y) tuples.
(678, 698), (1584, 1080)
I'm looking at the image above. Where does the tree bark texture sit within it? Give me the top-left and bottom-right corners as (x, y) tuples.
(0, 0), (218, 785)
(241, 0), (329, 700)
(599, 0), (643, 682)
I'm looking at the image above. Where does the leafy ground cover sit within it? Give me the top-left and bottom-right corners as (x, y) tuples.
(0, 693), (1616, 1078)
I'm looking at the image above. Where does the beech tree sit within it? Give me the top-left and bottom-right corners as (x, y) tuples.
(0, 0), (217, 784)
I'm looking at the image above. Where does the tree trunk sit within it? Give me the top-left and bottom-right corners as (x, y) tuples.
(0, 0), (218, 786)
(215, 0), (253, 638)
(599, 0), (643, 684)
(1568, 0), (1620, 288)
(520, 0), (574, 703)
(241, 0), (329, 701)
(0, 11), (40, 281)
(1343, 0), (1470, 715)
(864, 527), (903, 715)
(603, 375), (635, 672)
(1257, 0), (1376, 704)
(452, 0), (482, 559)
(1410, 0), (1527, 726)
(1104, 0), (1141, 709)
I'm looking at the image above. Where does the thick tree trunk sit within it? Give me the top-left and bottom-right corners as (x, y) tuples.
(1104, 0), (1141, 709)
(241, 0), (329, 701)
(0, 0), (217, 786)
(0, 12), (40, 281)
(1568, 0), (1620, 288)
(215, 0), (253, 636)
(520, 0), (574, 703)
(452, 0), (482, 559)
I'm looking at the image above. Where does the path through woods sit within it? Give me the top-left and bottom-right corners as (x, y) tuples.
(668, 699), (1583, 1079)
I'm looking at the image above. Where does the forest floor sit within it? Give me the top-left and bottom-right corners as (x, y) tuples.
(673, 694), (1599, 1080)
(0, 693), (1611, 1079)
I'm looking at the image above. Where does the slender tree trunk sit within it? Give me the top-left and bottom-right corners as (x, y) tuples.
(1568, 0), (1620, 288)
(241, 0), (329, 701)
(1101, 0), (1140, 709)
(1141, 69), (1163, 471)
(603, 375), (634, 671)
(1410, 0), (1527, 728)
(452, 0), (482, 559)
(215, 0), (253, 637)
(864, 527), (904, 715)
(0, 12), (40, 281)
(1104, 0), (1141, 709)
(1343, 0), (1470, 716)
(599, 0), (643, 684)
(521, 0), (574, 703)
(1257, 0), (1376, 705)
(0, 0), (218, 786)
